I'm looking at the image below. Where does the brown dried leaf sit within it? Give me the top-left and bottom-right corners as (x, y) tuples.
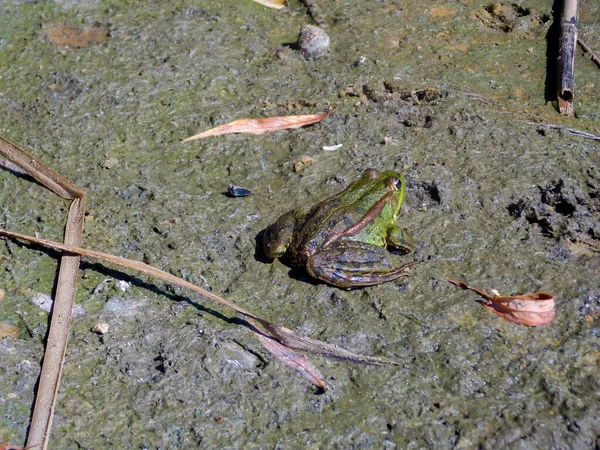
(260, 322), (396, 366)
(183, 112), (329, 141)
(250, 0), (286, 9)
(255, 330), (326, 389)
(481, 292), (555, 326)
(0, 322), (20, 339)
(45, 24), (109, 48)
(448, 279), (555, 327)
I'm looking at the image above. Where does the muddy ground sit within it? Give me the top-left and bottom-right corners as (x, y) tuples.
(0, 0), (599, 448)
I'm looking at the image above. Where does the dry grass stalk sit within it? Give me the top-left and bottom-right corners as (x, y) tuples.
(0, 136), (85, 450)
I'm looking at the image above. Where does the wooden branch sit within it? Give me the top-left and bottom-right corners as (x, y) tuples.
(557, 0), (580, 115)
(0, 136), (85, 450)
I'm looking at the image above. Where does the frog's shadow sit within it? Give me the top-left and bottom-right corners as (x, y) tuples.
(253, 230), (321, 287)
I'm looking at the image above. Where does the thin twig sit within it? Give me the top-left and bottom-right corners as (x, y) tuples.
(557, 0), (579, 115)
(522, 121), (600, 141)
(577, 38), (600, 69)
(0, 136), (85, 450)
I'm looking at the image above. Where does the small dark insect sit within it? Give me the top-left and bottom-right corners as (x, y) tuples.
(226, 185), (252, 198)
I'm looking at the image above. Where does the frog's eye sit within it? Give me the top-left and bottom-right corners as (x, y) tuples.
(385, 177), (402, 190)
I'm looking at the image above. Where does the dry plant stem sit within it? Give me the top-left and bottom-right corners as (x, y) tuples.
(0, 136), (85, 450)
(557, 0), (579, 115)
(522, 121), (600, 141)
(0, 229), (393, 367)
(0, 136), (84, 200)
(577, 38), (600, 69)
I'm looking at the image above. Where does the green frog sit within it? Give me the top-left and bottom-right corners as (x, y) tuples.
(262, 168), (414, 288)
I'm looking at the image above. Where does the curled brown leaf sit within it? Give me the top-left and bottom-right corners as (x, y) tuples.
(248, 318), (325, 389)
(448, 279), (555, 326)
(183, 112), (330, 141)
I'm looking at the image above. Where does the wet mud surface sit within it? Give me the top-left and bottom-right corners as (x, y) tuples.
(0, 0), (599, 448)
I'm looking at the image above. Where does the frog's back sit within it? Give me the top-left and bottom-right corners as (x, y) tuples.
(288, 191), (384, 266)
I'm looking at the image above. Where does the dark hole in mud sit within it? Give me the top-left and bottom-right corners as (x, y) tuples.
(553, 199), (576, 216)
(427, 183), (442, 203)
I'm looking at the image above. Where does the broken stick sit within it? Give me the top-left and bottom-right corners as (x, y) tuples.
(557, 0), (579, 115)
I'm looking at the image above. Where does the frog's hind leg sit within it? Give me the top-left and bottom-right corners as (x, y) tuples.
(262, 210), (302, 259)
(307, 242), (413, 288)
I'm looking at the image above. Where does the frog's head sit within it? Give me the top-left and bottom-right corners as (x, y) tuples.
(362, 169), (406, 218)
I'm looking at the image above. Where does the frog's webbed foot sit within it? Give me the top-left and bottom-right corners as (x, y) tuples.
(262, 210), (303, 259)
(307, 241), (413, 288)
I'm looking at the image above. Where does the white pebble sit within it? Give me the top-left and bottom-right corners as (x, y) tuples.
(298, 24), (330, 59)
(91, 322), (110, 334)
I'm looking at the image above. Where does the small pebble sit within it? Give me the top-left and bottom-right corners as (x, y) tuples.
(221, 342), (260, 370)
(0, 288), (5, 302)
(0, 321), (20, 339)
(29, 293), (87, 318)
(100, 157), (119, 169)
(298, 24), (330, 59)
(293, 155), (314, 173)
(115, 280), (130, 292)
(91, 322), (110, 335)
(31, 293), (53, 312)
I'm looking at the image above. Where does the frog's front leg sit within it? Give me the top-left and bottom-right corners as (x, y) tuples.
(386, 225), (414, 255)
(262, 210), (303, 259)
(307, 241), (412, 288)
